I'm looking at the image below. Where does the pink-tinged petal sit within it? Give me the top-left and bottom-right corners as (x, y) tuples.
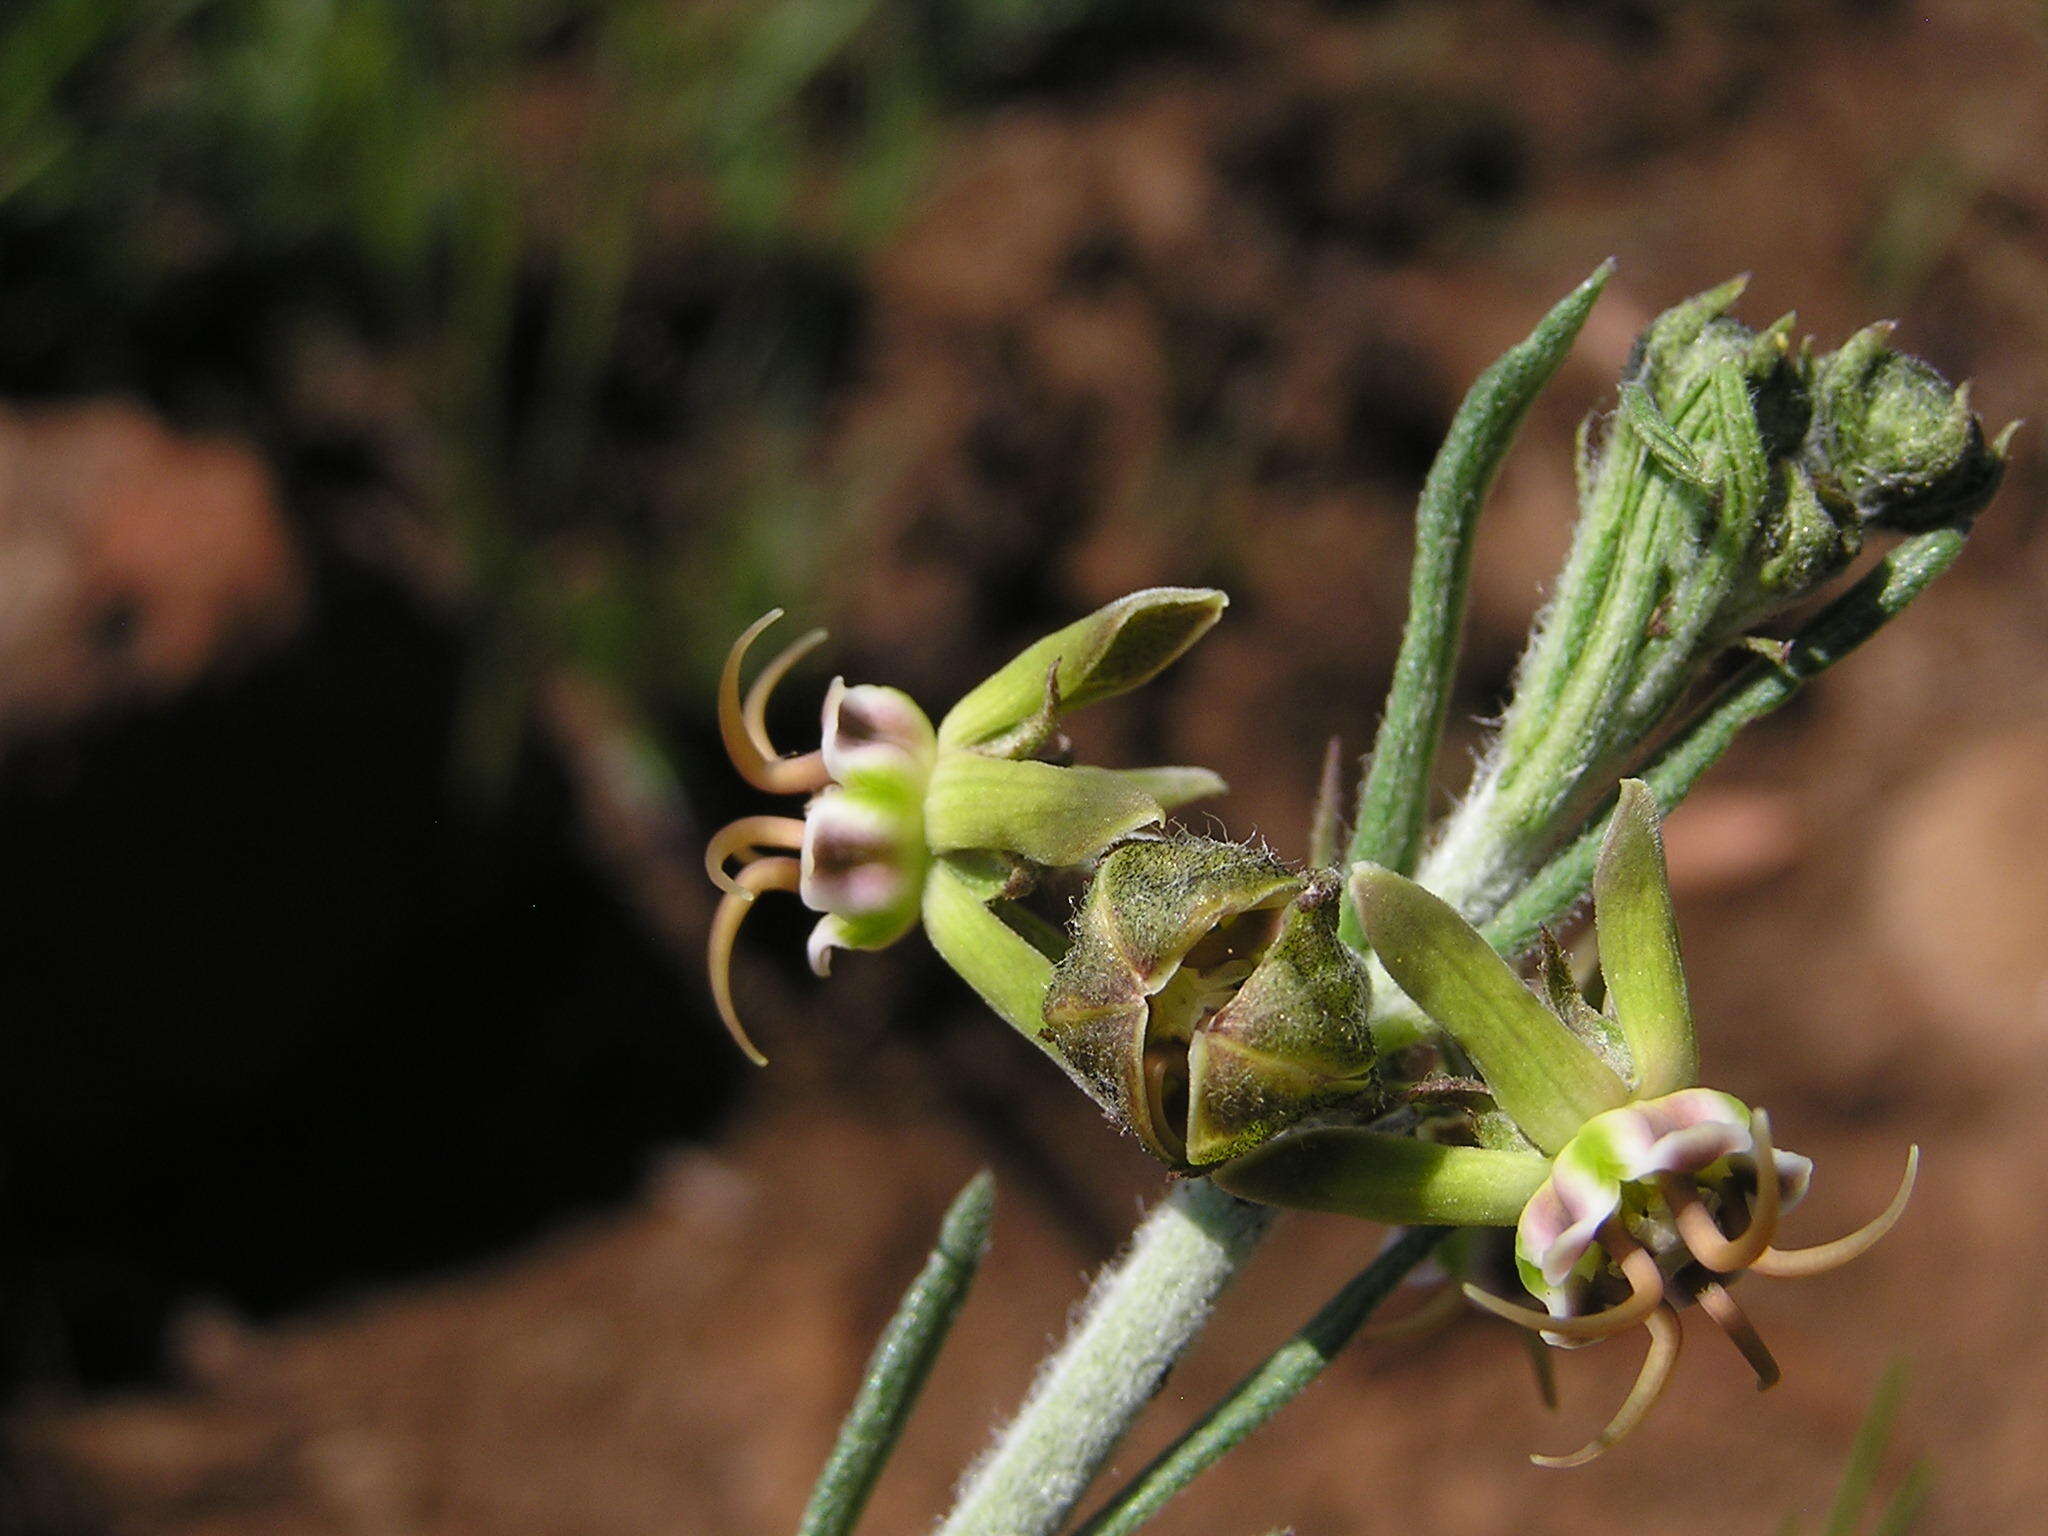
(1520, 1150), (1622, 1291)
(799, 791), (911, 916)
(821, 679), (936, 785)
(1611, 1088), (1753, 1181)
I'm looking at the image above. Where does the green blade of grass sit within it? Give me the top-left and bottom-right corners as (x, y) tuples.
(796, 1171), (996, 1536)
(1870, 1460), (1933, 1536)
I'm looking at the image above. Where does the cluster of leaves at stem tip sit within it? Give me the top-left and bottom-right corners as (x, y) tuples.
(707, 261), (2004, 1511)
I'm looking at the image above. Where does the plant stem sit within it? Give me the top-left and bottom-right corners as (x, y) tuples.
(800, 1171), (996, 1536)
(1343, 263), (1610, 909)
(1072, 1227), (1450, 1536)
(1480, 526), (1965, 961)
(933, 1181), (1272, 1536)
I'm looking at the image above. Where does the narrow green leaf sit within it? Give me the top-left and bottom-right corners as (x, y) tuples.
(937, 588), (1226, 749)
(1211, 1128), (1548, 1226)
(1070, 1227), (1449, 1536)
(1620, 379), (1712, 489)
(797, 1171), (996, 1536)
(922, 856), (1054, 1038)
(925, 754), (1162, 866)
(1351, 863), (1628, 1152)
(1343, 262), (1611, 914)
(1307, 737), (1345, 869)
(1592, 780), (1698, 1095)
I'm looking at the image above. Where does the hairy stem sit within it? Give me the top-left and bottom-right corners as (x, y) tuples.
(933, 1181), (1272, 1536)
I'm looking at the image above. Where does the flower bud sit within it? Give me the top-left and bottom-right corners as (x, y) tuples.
(1804, 322), (2009, 533)
(1042, 836), (1375, 1171)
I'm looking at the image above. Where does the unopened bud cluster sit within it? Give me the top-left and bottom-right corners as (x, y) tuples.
(1423, 282), (2008, 923)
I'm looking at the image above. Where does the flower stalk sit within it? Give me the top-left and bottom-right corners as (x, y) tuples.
(933, 1181), (1271, 1536)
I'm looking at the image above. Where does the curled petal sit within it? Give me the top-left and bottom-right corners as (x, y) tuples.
(1593, 780), (1699, 1098)
(1679, 1105), (1784, 1272)
(1694, 1280), (1780, 1391)
(1467, 1237), (1666, 1342)
(1351, 861), (1629, 1154)
(704, 815), (807, 895)
(1519, 1155), (1621, 1290)
(821, 678), (936, 785)
(924, 754), (1161, 867)
(720, 611), (830, 795)
(800, 790), (916, 917)
(1750, 1145), (1919, 1279)
(920, 857), (1055, 1039)
(936, 586), (1227, 750)
(1529, 1304), (1683, 1469)
(707, 856), (802, 1066)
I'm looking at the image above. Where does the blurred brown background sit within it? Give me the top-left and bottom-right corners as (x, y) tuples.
(1, 1), (2045, 1532)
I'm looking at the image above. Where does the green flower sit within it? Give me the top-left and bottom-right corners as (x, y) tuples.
(1216, 781), (1916, 1467)
(707, 589), (1228, 1063)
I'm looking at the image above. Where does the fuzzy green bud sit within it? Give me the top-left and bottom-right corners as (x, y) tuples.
(1043, 836), (1376, 1171)
(1804, 323), (2009, 533)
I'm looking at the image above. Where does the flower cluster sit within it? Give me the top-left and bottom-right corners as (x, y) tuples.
(707, 588), (1228, 1063)
(705, 274), (1999, 1472)
(1221, 781), (1917, 1466)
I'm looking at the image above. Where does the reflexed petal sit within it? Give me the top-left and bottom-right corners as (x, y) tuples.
(799, 789), (922, 917)
(937, 587), (1227, 749)
(821, 679), (937, 786)
(1212, 1127), (1550, 1227)
(925, 755), (1165, 867)
(1599, 1088), (1752, 1182)
(1518, 1149), (1623, 1291)
(1350, 862), (1630, 1153)
(1592, 780), (1699, 1096)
